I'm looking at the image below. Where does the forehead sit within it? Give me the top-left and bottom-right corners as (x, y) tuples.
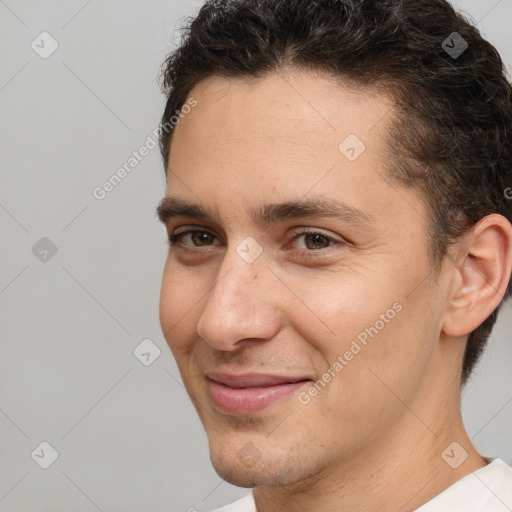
(178, 70), (394, 147)
(165, 70), (425, 231)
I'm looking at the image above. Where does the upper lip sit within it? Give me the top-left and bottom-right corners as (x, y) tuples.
(205, 371), (311, 388)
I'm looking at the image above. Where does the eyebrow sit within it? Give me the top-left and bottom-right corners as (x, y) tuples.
(156, 196), (374, 227)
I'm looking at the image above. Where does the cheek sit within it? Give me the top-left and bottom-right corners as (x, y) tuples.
(315, 281), (439, 414)
(289, 260), (438, 390)
(159, 260), (203, 353)
(292, 291), (435, 445)
(286, 267), (403, 362)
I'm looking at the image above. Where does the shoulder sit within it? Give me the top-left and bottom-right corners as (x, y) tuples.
(415, 458), (512, 511)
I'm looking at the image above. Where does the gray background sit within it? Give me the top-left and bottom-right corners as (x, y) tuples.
(0, 1), (511, 511)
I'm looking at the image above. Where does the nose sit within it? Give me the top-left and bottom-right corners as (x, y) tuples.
(196, 246), (281, 351)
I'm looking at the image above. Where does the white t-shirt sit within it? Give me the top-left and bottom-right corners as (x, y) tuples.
(207, 458), (512, 512)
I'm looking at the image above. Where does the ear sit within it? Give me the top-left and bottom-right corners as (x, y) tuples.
(442, 214), (512, 337)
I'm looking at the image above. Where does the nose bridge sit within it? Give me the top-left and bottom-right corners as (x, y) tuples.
(196, 244), (280, 350)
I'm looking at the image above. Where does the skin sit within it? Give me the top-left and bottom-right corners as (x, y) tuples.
(157, 69), (512, 511)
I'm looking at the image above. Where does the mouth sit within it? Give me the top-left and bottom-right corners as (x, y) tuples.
(205, 371), (312, 414)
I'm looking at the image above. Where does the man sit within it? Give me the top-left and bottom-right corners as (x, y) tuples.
(155, 0), (512, 510)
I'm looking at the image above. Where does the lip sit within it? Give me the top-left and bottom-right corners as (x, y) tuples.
(205, 371), (311, 414)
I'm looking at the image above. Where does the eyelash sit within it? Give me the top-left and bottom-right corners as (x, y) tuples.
(167, 228), (344, 260)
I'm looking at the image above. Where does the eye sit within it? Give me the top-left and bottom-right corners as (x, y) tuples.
(167, 227), (346, 261)
(291, 231), (344, 252)
(291, 231), (338, 250)
(168, 228), (221, 248)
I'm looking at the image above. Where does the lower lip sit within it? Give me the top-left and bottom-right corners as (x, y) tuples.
(207, 379), (309, 414)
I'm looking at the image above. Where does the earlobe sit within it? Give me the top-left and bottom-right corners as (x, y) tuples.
(442, 214), (512, 338)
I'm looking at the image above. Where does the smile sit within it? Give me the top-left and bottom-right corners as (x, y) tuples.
(205, 372), (311, 414)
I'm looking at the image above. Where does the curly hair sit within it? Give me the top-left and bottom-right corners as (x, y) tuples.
(158, 0), (512, 385)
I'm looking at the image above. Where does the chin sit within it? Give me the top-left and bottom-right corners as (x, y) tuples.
(208, 436), (324, 489)
(211, 461), (265, 488)
(210, 455), (294, 488)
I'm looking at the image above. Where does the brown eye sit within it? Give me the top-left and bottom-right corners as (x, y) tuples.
(302, 233), (331, 250)
(168, 229), (221, 247)
(190, 231), (215, 246)
(292, 231), (338, 250)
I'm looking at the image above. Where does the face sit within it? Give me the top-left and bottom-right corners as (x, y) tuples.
(158, 70), (450, 488)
